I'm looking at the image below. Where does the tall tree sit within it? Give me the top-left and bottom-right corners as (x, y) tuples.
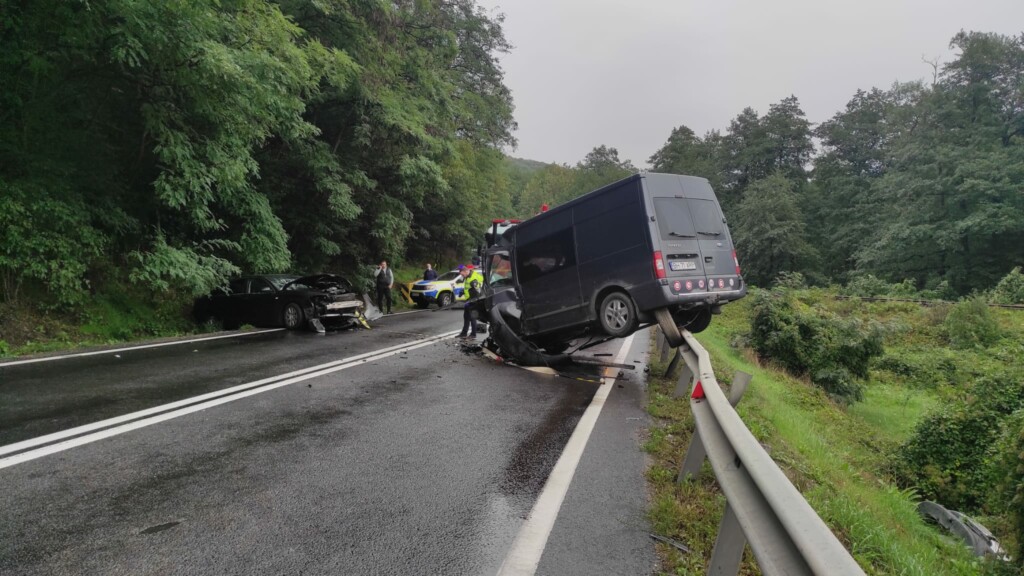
(732, 173), (817, 286)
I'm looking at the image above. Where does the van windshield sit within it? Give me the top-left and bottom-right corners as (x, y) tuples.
(654, 198), (722, 240)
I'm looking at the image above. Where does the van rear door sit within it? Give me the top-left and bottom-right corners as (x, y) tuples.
(651, 197), (707, 291)
(687, 198), (739, 292)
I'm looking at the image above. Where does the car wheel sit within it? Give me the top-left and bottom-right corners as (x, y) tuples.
(283, 302), (304, 330)
(674, 308), (712, 334)
(598, 291), (637, 338)
(437, 292), (453, 308)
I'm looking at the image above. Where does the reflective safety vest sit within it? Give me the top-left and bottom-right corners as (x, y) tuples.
(466, 271), (484, 298)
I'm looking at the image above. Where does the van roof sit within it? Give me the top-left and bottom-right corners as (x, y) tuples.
(508, 172), (717, 235)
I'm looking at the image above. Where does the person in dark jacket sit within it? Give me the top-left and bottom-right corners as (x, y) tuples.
(423, 263), (438, 281)
(374, 260), (394, 314)
(458, 265), (483, 339)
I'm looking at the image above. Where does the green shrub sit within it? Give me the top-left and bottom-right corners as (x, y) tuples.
(990, 267), (1024, 305)
(842, 274), (892, 297)
(987, 410), (1024, 569)
(945, 297), (1002, 349)
(773, 271), (807, 289)
(750, 288), (883, 403)
(896, 376), (1024, 511)
(0, 339), (9, 357)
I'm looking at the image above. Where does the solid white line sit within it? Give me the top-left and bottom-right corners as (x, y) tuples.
(0, 330), (458, 457)
(496, 333), (636, 576)
(0, 329), (287, 368)
(0, 331), (460, 469)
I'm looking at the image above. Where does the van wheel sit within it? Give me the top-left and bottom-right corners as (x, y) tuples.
(437, 292), (453, 308)
(599, 291), (638, 338)
(675, 308), (712, 334)
(654, 308), (684, 347)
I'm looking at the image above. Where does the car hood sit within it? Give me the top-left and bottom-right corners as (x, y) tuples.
(414, 279), (455, 289)
(284, 274), (353, 293)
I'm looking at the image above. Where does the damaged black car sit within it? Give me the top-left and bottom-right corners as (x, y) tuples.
(193, 274), (366, 331)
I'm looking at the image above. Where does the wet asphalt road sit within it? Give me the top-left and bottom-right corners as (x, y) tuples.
(0, 310), (655, 575)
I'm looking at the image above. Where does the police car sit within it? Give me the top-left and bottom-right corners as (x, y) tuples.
(409, 270), (470, 308)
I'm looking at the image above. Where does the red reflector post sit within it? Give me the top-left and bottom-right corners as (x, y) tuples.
(732, 250), (741, 275)
(691, 380), (705, 400)
(654, 251), (666, 279)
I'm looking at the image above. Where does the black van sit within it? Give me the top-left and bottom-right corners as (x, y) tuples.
(479, 172), (745, 352)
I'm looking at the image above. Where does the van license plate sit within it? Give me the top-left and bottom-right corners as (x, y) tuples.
(670, 261), (696, 271)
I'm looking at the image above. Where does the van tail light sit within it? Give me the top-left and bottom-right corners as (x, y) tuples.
(654, 251), (666, 279)
(732, 250), (741, 275)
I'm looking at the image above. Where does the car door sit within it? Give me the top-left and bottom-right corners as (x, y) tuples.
(243, 277), (279, 326)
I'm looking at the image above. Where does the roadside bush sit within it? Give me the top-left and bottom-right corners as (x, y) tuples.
(987, 410), (1024, 569)
(990, 267), (1024, 305)
(945, 297), (1002, 349)
(773, 271), (807, 289)
(842, 274), (892, 297)
(896, 376), (1024, 511)
(750, 289), (884, 403)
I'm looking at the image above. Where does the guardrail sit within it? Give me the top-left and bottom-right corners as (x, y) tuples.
(654, 327), (866, 576)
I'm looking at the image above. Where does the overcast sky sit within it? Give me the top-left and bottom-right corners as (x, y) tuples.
(477, 0), (1024, 167)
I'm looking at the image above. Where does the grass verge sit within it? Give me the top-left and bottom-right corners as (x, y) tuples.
(644, 306), (986, 575)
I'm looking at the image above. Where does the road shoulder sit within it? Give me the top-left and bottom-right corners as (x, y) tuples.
(534, 334), (656, 576)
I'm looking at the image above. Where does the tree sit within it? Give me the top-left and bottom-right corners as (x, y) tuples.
(856, 32), (1024, 293)
(733, 173), (817, 286)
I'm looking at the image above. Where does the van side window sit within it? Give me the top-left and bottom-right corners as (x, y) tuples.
(516, 228), (576, 284)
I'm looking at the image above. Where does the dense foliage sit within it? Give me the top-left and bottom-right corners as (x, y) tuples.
(0, 0), (518, 307)
(750, 288), (885, 402)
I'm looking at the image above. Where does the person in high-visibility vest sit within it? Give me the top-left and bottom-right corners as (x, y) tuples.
(458, 265), (484, 339)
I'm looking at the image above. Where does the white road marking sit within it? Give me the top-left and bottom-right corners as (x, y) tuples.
(0, 330), (458, 457)
(0, 329), (287, 368)
(496, 333), (636, 576)
(0, 331), (460, 469)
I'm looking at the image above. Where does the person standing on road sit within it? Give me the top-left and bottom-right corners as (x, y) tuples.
(375, 260), (394, 314)
(423, 263), (437, 281)
(458, 265), (484, 339)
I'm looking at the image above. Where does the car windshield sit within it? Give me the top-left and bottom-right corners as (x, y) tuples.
(438, 271), (460, 281)
(268, 276), (300, 290)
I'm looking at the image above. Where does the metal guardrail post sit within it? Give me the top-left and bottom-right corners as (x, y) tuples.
(665, 349), (682, 378)
(659, 331), (672, 363)
(709, 503), (745, 575)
